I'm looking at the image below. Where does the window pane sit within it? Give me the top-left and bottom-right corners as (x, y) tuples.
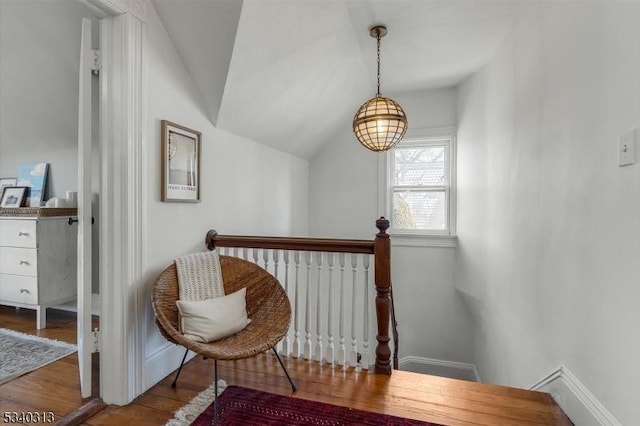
(393, 145), (446, 186)
(392, 190), (446, 230)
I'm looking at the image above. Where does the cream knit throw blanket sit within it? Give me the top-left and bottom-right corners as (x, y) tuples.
(175, 251), (225, 301)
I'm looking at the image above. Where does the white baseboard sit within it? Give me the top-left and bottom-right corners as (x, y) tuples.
(143, 343), (197, 393)
(530, 365), (620, 426)
(398, 356), (479, 382)
(53, 293), (101, 316)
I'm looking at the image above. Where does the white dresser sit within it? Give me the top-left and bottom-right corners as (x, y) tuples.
(0, 210), (77, 329)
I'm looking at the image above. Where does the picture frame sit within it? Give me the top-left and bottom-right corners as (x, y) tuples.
(0, 186), (28, 208)
(161, 120), (201, 203)
(0, 177), (17, 198)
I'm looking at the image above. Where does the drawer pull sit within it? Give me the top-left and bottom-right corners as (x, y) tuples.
(18, 231), (29, 237)
(20, 289), (30, 294)
(19, 260), (29, 265)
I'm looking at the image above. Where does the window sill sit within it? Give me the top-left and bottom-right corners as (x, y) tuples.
(389, 233), (457, 248)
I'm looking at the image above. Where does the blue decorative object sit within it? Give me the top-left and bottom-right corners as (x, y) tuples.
(16, 163), (49, 207)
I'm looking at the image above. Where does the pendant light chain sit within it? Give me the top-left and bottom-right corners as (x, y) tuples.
(376, 30), (381, 97)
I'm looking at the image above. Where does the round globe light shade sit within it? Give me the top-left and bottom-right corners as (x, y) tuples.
(353, 96), (408, 152)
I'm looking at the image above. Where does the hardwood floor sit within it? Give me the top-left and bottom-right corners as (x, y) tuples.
(86, 353), (570, 426)
(1, 306), (570, 425)
(0, 305), (79, 343)
(0, 305), (99, 423)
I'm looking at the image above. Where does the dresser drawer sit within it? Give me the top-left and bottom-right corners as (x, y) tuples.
(0, 220), (37, 248)
(0, 274), (38, 304)
(0, 247), (38, 276)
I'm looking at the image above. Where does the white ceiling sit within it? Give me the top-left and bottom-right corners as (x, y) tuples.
(152, 0), (514, 159)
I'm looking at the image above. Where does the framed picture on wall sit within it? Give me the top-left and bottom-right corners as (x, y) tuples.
(161, 120), (201, 203)
(0, 186), (28, 208)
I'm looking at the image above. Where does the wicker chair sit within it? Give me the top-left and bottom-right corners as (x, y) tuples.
(152, 255), (296, 423)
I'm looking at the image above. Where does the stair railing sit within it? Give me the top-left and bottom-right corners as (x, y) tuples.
(205, 217), (397, 374)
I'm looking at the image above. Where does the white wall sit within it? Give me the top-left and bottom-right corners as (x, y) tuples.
(455, 2), (640, 423)
(309, 87), (474, 365)
(141, 3), (309, 389)
(0, 0), (99, 200)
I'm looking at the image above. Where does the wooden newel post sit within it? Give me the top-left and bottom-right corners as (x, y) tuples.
(374, 217), (392, 375)
(205, 230), (218, 251)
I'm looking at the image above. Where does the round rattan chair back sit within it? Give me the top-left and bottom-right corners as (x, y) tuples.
(152, 255), (291, 360)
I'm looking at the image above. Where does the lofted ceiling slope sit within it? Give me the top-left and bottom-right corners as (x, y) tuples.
(152, 0), (242, 124)
(152, 0), (514, 159)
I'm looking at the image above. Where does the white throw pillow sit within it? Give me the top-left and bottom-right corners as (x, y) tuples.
(176, 288), (250, 343)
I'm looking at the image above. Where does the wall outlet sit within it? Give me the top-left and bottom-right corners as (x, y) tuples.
(618, 129), (636, 166)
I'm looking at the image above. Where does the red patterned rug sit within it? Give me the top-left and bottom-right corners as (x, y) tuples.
(192, 385), (439, 425)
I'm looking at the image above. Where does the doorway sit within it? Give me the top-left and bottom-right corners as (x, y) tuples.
(0, 0), (102, 397)
(1, 0), (145, 405)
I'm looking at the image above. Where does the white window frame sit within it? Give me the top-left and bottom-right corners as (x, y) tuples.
(378, 126), (457, 247)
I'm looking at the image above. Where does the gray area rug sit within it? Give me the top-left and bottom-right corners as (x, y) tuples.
(0, 328), (76, 385)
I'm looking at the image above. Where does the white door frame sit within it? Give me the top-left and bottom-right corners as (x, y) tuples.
(80, 0), (146, 405)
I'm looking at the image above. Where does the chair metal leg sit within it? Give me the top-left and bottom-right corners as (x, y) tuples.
(171, 348), (189, 389)
(214, 360), (219, 426)
(272, 348), (296, 392)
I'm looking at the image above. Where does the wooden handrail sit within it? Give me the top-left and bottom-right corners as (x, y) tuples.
(204, 217), (394, 375)
(206, 232), (375, 254)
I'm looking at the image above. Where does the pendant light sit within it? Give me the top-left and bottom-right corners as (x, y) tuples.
(353, 25), (408, 152)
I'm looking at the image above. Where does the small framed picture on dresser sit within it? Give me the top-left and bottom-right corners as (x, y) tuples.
(0, 177), (17, 197)
(0, 186), (28, 208)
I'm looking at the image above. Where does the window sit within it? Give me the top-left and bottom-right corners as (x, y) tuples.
(380, 129), (456, 237)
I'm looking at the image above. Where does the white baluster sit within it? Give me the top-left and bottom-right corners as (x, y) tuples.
(252, 248), (259, 265)
(326, 252), (335, 367)
(338, 252), (346, 367)
(362, 254), (371, 370)
(304, 251), (313, 360)
(273, 249), (280, 279)
(292, 251), (302, 358)
(315, 252), (324, 363)
(350, 253), (359, 369)
(233, 247), (239, 258)
(242, 247), (248, 260)
(272, 249), (281, 353)
(263, 248), (269, 271)
(282, 250), (290, 356)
